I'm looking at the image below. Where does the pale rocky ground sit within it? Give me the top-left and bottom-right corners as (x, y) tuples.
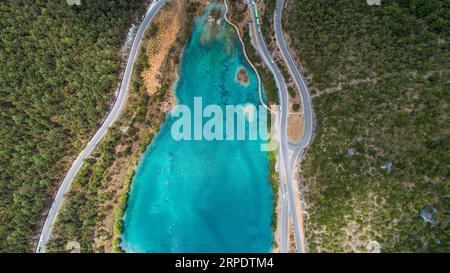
(288, 113), (304, 143)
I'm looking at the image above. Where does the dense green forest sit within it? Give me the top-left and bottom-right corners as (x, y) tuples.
(0, 0), (144, 252)
(283, 0), (449, 252)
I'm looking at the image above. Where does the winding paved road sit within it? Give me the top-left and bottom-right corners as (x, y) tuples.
(247, 0), (302, 253)
(275, 0), (314, 167)
(36, 0), (166, 253)
(248, 0), (314, 253)
(274, 0), (314, 252)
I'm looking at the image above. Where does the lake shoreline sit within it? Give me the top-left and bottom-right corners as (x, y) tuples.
(121, 2), (273, 252)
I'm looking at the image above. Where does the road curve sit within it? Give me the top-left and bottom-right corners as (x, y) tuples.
(275, 0), (313, 155)
(274, 0), (314, 250)
(247, 0), (303, 253)
(36, 0), (166, 253)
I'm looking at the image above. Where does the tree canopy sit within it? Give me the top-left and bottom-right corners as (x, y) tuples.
(0, 0), (144, 252)
(283, 0), (449, 252)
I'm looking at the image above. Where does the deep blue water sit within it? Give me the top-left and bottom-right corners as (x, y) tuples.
(121, 4), (273, 253)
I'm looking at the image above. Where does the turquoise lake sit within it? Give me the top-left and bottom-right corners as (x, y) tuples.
(121, 4), (273, 253)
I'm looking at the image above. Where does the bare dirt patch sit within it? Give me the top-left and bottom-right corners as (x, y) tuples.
(288, 113), (304, 143)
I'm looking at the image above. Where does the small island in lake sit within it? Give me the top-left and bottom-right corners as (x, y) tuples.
(236, 67), (249, 85)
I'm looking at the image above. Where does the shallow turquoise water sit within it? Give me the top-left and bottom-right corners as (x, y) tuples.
(121, 4), (273, 253)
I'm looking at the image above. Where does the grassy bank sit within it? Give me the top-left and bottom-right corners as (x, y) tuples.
(268, 150), (280, 233)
